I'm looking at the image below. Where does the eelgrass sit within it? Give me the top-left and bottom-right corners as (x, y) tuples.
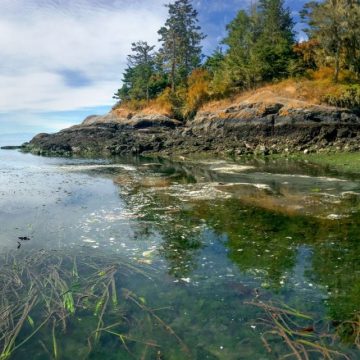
(336, 312), (360, 350)
(246, 300), (353, 360)
(0, 248), (187, 359)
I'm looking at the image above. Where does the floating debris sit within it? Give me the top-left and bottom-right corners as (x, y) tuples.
(142, 249), (156, 257)
(82, 238), (97, 243)
(180, 277), (191, 283)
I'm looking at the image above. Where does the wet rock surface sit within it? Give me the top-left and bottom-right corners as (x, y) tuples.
(24, 102), (360, 157)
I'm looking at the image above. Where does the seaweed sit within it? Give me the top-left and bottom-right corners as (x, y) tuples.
(0, 248), (188, 359)
(246, 300), (353, 360)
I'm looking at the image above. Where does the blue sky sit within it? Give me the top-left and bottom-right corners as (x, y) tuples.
(0, 0), (308, 137)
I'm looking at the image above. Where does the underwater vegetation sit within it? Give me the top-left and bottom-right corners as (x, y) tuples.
(247, 300), (360, 360)
(0, 248), (188, 360)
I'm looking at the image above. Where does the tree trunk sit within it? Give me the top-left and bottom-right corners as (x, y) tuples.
(171, 32), (176, 93)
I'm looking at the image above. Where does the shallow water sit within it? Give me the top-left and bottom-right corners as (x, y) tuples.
(0, 149), (359, 359)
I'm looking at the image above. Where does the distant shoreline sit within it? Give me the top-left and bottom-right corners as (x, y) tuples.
(0, 145), (24, 150)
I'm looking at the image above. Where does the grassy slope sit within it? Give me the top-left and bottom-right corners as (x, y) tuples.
(201, 69), (352, 112)
(115, 68), (353, 118)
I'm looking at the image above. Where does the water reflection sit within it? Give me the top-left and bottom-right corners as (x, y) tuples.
(109, 156), (360, 353)
(1, 150), (360, 358)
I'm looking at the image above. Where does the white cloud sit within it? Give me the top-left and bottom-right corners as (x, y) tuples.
(0, 71), (119, 112)
(0, 0), (167, 113)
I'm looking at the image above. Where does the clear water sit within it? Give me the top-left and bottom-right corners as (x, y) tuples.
(0, 149), (359, 359)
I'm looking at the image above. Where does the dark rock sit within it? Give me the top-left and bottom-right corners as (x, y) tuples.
(23, 105), (360, 157)
(262, 103), (283, 116)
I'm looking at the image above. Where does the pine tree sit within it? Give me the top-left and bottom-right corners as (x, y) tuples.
(114, 41), (166, 103)
(158, 0), (205, 92)
(113, 66), (135, 102)
(215, 0), (294, 93)
(203, 48), (225, 76)
(127, 41), (155, 102)
(222, 9), (261, 89)
(254, 0), (295, 81)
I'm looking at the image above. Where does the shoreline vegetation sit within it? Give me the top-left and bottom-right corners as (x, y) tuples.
(110, 0), (360, 120)
(22, 0), (360, 159)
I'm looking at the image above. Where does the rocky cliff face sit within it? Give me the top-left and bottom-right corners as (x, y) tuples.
(81, 112), (181, 128)
(25, 95), (360, 157)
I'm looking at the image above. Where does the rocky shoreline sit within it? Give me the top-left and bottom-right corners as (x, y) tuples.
(23, 99), (360, 157)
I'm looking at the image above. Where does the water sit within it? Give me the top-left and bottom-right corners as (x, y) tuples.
(0, 149), (359, 359)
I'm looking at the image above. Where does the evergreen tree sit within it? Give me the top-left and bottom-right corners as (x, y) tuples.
(222, 8), (261, 89)
(254, 0), (295, 81)
(114, 41), (167, 103)
(158, 0), (205, 92)
(215, 0), (295, 93)
(203, 48), (225, 76)
(127, 41), (155, 102)
(113, 66), (135, 102)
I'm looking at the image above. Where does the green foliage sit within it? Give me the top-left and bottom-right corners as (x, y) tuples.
(203, 48), (225, 76)
(154, 69), (210, 120)
(158, 0), (205, 91)
(254, 0), (295, 80)
(114, 0), (205, 117)
(113, 0), (360, 116)
(113, 41), (167, 103)
(289, 39), (320, 77)
(222, 9), (261, 89)
(210, 0), (295, 96)
(302, 0), (360, 81)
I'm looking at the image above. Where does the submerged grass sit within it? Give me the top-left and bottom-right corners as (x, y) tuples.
(336, 312), (360, 350)
(246, 300), (357, 360)
(0, 248), (188, 360)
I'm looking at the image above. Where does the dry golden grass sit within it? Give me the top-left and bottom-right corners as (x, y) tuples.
(138, 101), (172, 116)
(113, 99), (172, 118)
(112, 68), (356, 119)
(200, 68), (354, 113)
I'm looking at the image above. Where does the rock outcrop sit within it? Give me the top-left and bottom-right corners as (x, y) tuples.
(24, 95), (360, 157)
(81, 113), (181, 129)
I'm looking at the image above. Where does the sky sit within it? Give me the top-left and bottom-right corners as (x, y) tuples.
(0, 0), (308, 138)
